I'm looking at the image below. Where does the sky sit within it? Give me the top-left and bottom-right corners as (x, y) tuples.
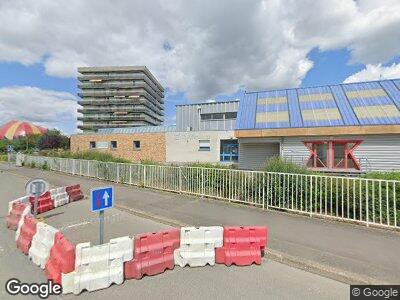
(0, 0), (399, 134)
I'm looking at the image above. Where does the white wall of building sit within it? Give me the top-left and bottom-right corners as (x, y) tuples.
(166, 130), (236, 163)
(238, 137), (281, 170)
(239, 134), (400, 172)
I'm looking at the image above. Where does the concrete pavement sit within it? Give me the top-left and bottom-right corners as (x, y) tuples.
(0, 163), (349, 299)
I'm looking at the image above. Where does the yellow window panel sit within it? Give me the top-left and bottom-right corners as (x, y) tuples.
(257, 97), (287, 105)
(299, 93), (333, 102)
(302, 108), (342, 121)
(353, 105), (400, 119)
(256, 111), (289, 123)
(346, 89), (387, 99)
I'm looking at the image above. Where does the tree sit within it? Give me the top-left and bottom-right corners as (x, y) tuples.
(37, 129), (70, 150)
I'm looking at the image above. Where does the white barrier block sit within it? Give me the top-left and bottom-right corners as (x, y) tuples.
(174, 226), (223, 267)
(28, 222), (59, 268)
(62, 236), (132, 295)
(50, 187), (67, 198)
(15, 204), (32, 241)
(53, 192), (69, 207)
(110, 236), (133, 262)
(8, 196), (29, 214)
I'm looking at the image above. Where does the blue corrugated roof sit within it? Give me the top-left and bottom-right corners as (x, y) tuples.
(236, 79), (400, 130)
(96, 125), (176, 134)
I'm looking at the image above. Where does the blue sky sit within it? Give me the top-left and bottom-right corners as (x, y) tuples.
(1, 47), (398, 134)
(0, 1), (399, 134)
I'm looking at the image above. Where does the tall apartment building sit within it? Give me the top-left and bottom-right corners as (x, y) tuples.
(77, 66), (164, 132)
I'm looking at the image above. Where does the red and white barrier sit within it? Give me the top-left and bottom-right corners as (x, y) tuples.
(174, 226), (223, 267)
(62, 236), (133, 295)
(5, 189), (268, 295)
(45, 232), (75, 284)
(8, 196), (29, 214)
(15, 204), (32, 241)
(215, 226), (268, 266)
(6, 202), (30, 231)
(16, 215), (39, 254)
(66, 184), (84, 202)
(29, 222), (59, 269)
(50, 187), (69, 208)
(124, 229), (180, 279)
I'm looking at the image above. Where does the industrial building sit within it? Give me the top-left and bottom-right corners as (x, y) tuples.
(71, 101), (239, 164)
(71, 78), (400, 173)
(236, 79), (400, 172)
(171, 101), (239, 163)
(77, 66), (164, 132)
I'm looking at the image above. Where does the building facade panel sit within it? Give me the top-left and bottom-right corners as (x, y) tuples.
(70, 133), (166, 163)
(238, 134), (400, 172)
(166, 130), (237, 164)
(176, 101), (239, 131)
(238, 140), (280, 170)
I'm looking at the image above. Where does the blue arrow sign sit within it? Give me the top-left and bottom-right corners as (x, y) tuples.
(91, 186), (114, 212)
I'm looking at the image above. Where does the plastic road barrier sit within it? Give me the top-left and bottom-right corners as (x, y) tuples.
(15, 204), (32, 241)
(215, 226), (268, 266)
(66, 184), (84, 202)
(61, 236), (133, 295)
(125, 229), (180, 279)
(53, 192), (69, 207)
(29, 192), (54, 214)
(6, 202), (29, 231)
(16, 216), (39, 254)
(174, 226), (223, 267)
(8, 196), (29, 214)
(49, 188), (69, 208)
(29, 222), (59, 268)
(45, 232), (75, 285)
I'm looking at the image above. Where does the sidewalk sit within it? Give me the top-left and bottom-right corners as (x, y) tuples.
(3, 164), (400, 284)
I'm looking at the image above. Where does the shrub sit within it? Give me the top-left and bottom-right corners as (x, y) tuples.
(363, 172), (400, 181)
(188, 162), (235, 169)
(140, 159), (158, 165)
(41, 162), (49, 170)
(264, 156), (310, 174)
(41, 150), (130, 163)
(38, 129), (70, 150)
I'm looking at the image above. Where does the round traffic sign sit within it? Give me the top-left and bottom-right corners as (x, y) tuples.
(25, 178), (49, 197)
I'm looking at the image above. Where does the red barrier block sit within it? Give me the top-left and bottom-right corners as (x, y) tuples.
(66, 184), (84, 201)
(6, 203), (28, 230)
(215, 226), (268, 266)
(124, 229), (180, 279)
(29, 193), (54, 214)
(16, 216), (39, 254)
(45, 232), (75, 284)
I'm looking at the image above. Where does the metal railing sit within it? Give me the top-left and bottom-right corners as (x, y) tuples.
(22, 155), (400, 230)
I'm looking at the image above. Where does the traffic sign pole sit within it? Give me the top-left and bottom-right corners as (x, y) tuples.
(25, 178), (49, 219)
(99, 210), (104, 245)
(34, 190), (39, 218)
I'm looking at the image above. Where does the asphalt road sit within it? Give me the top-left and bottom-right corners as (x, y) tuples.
(0, 163), (349, 299)
(4, 163), (400, 285)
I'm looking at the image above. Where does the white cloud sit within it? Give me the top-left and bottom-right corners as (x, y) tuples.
(0, 0), (399, 99)
(0, 86), (78, 133)
(344, 63), (400, 83)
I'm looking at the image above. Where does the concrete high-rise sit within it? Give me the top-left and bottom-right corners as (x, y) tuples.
(77, 66), (164, 132)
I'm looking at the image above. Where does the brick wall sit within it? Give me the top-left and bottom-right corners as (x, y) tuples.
(70, 133), (166, 163)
